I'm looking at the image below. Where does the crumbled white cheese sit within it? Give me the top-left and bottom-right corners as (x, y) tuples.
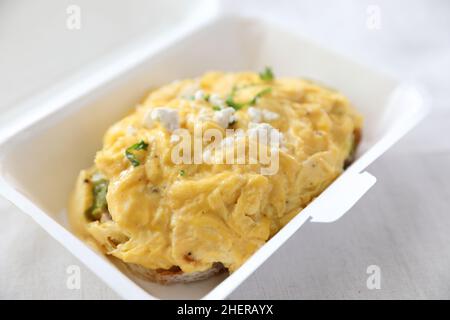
(213, 107), (236, 128)
(248, 122), (285, 147)
(91, 172), (106, 183)
(247, 107), (279, 123)
(194, 90), (205, 101)
(144, 107), (179, 132)
(209, 94), (226, 109)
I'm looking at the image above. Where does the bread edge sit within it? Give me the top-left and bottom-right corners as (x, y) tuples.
(123, 261), (226, 284)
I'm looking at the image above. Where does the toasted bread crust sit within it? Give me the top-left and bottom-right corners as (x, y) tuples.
(125, 262), (226, 284)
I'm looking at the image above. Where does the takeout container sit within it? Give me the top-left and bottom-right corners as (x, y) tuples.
(0, 4), (430, 299)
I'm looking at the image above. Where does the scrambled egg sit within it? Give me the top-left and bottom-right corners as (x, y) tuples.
(69, 71), (362, 274)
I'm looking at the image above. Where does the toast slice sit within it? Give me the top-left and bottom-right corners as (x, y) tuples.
(124, 261), (226, 284)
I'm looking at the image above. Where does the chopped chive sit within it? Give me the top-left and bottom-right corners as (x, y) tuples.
(225, 97), (244, 110)
(86, 178), (109, 221)
(249, 87), (272, 105)
(259, 66), (275, 81)
(226, 86), (272, 110)
(225, 86), (244, 110)
(125, 140), (149, 167)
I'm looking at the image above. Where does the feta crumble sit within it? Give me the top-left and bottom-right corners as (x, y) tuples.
(248, 122), (285, 148)
(247, 107), (279, 123)
(144, 107), (179, 132)
(209, 94), (226, 109)
(213, 107), (236, 128)
(194, 90), (205, 101)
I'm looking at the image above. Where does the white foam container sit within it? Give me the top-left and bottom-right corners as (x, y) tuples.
(0, 3), (430, 299)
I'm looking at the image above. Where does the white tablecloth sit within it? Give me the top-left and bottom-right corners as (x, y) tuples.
(1, 0), (449, 299)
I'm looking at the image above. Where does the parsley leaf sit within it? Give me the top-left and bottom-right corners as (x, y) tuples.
(86, 178), (109, 221)
(179, 169), (186, 176)
(259, 66), (275, 81)
(125, 140), (149, 167)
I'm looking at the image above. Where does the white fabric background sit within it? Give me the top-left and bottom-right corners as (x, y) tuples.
(0, 0), (449, 299)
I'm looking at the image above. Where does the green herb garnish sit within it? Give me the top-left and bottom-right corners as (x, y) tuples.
(259, 66), (274, 81)
(86, 178), (109, 221)
(179, 169), (186, 176)
(249, 87), (272, 105)
(225, 86), (244, 110)
(225, 86), (272, 110)
(212, 105), (221, 111)
(125, 140), (149, 167)
(225, 97), (244, 110)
